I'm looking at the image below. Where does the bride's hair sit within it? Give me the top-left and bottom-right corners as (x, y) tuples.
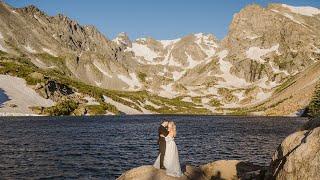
(169, 121), (176, 137)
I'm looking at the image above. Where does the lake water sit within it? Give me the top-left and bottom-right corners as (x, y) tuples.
(0, 115), (307, 179)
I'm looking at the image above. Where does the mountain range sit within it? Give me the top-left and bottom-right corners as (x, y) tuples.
(0, 1), (319, 116)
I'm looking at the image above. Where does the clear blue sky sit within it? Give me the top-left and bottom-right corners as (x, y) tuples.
(4, 0), (320, 40)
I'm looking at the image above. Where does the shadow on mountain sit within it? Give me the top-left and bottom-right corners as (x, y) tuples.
(0, 88), (10, 107)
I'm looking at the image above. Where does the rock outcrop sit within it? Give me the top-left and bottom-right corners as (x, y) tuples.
(117, 166), (187, 180)
(117, 160), (263, 180)
(269, 118), (320, 180)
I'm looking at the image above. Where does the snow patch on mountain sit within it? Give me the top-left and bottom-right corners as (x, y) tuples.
(246, 34), (261, 40)
(33, 14), (46, 26)
(172, 70), (186, 81)
(24, 45), (37, 53)
(103, 95), (142, 114)
(160, 38), (181, 48)
(83, 96), (100, 105)
(194, 33), (218, 57)
(0, 43), (7, 52)
(256, 77), (279, 89)
(269, 61), (290, 75)
(233, 91), (246, 101)
(159, 83), (178, 98)
(168, 56), (183, 67)
(42, 48), (57, 57)
(11, 10), (18, 14)
(201, 97), (216, 112)
(129, 43), (158, 62)
(93, 61), (112, 78)
(312, 45), (320, 54)
(272, 9), (304, 25)
(145, 100), (162, 109)
(207, 87), (219, 96)
(113, 32), (126, 45)
(246, 44), (279, 63)
(95, 81), (102, 87)
(216, 50), (250, 88)
(31, 58), (48, 69)
(283, 13), (303, 25)
(256, 90), (273, 102)
(118, 73), (142, 90)
(282, 4), (320, 16)
(0, 75), (54, 115)
(0, 32), (6, 52)
(182, 97), (192, 102)
(186, 54), (201, 68)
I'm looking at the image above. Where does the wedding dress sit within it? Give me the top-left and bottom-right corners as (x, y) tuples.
(153, 136), (183, 177)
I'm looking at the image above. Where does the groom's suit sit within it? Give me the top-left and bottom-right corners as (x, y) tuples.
(158, 125), (169, 169)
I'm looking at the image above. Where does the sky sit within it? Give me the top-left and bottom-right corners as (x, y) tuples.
(4, 0), (320, 40)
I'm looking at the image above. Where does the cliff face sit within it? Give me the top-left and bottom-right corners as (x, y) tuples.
(0, 1), (320, 115)
(0, 1), (131, 90)
(222, 4), (320, 82)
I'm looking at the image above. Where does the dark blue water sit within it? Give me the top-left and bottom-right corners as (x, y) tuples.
(0, 115), (307, 179)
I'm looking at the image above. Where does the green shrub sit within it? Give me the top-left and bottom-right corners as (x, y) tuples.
(25, 76), (42, 85)
(191, 97), (202, 104)
(36, 53), (71, 75)
(209, 98), (222, 107)
(46, 100), (78, 116)
(86, 105), (106, 115)
(102, 102), (120, 115)
(138, 72), (147, 82)
(274, 76), (296, 94)
(0, 50), (7, 56)
(308, 82), (320, 118)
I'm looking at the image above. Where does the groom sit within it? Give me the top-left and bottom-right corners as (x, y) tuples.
(158, 121), (169, 169)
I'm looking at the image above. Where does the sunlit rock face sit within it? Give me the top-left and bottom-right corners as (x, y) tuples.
(270, 118), (320, 180)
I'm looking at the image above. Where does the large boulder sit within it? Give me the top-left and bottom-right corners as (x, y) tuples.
(199, 160), (263, 180)
(269, 118), (320, 180)
(117, 160), (263, 180)
(117, 165), (187, 180)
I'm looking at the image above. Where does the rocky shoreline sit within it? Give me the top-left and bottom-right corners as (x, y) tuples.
(118, 118), (320, 180)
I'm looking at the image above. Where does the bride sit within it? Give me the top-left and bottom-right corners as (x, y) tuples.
(153, 121), (183, 177)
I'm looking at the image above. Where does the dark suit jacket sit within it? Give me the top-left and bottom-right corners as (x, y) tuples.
(158, 125), (169, 144)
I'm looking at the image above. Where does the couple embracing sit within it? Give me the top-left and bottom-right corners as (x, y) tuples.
(153, 121), (183, 177)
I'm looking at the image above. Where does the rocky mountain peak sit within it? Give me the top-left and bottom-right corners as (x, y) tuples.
(16, 4), (45, 16)
(113, 32), (132, 47)
(220, 2), (320, 85)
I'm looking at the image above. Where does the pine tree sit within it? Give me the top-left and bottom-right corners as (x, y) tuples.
(308, 82), (320, 118)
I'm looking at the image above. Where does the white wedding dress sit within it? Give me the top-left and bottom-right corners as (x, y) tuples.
(153, 136), (183, 177)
